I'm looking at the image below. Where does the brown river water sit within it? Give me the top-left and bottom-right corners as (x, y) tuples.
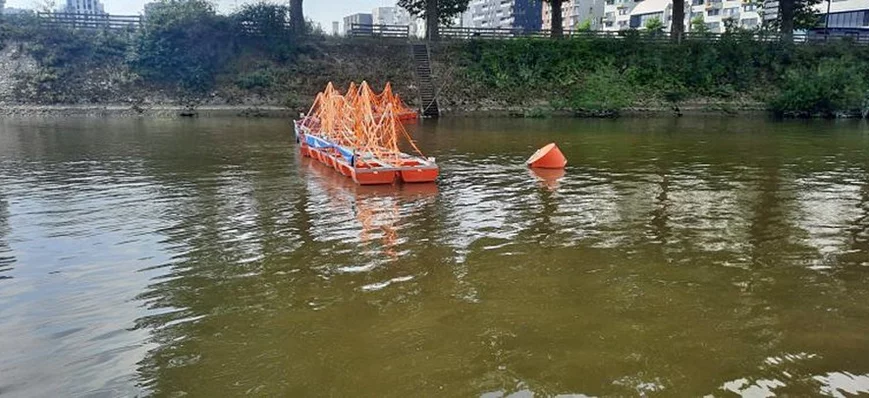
(1, 116), (868, 397)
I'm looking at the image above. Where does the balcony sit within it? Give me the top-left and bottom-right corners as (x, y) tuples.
(706, 2), (723, 9)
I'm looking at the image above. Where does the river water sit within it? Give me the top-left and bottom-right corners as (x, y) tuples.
(1, 116), (869, 397)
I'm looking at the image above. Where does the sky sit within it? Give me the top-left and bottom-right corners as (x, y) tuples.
(5, 0), (396, 30)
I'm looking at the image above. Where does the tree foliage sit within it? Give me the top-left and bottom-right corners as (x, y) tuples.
(130, 0), (234, 92)
(690, 16), (709, 33)
(771, 58), (867, 117)
(397, 0), (468, 25)
(775, 0), (821, 37)
(645, 17), (665, 32)
(398, 0), (468, 39)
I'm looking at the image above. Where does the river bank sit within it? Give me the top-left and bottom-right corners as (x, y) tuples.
(3, 11), (868, 118)
(0, 104), (295, 118)
(0, 101), (768, 118)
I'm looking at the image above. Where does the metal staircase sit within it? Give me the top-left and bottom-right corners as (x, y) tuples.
(411, 43), (440, 118)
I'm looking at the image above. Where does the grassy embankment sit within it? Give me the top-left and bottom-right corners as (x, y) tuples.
(1, 1), (868, 117)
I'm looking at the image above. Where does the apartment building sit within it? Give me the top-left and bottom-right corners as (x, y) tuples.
(601, 0), (761, 32)
(464, 0), (544, 31)
(63, 0), (106, 15)
(543, 0), (607, 30)
(686, 0), (761, 32)
(602, 0), (640, 30)
(815, 0), (869, 27)
(372, 6), (412, 26)
(343, 13), (373, 35)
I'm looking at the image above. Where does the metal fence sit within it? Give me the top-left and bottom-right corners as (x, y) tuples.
(349, 23), (410, 39)
(348, 23), (869, 45)
(36, 12), (142, 30)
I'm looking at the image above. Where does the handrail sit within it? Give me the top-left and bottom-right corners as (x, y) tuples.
(350, 23), (410, 38)
(36, 11), (142, 30)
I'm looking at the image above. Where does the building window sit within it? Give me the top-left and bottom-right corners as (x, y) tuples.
(692, 0), (705, 5)
(707, 8), (720, 16)
(619, 7), (629, 15)
(741, 17), (758, 27)
(829, 11), (869, 27)
(724, 7), (739, 16)
(706, 21), (720, 30)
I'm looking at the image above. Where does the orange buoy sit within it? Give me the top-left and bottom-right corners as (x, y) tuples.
(527, 143), (567, 169)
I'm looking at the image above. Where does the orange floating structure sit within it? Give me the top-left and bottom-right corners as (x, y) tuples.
(376, 82), (418, 121)
(294, 82), (437, 185)
(527, 143), (567, 169)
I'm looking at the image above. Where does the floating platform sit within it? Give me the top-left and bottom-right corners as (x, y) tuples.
(295, 122), (439, 185)
(294, 81), (438, 185)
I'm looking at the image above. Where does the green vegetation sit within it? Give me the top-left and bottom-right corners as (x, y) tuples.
(690, 16), (709, 34)
(770, 58), (867, 117)
(458, 36), (869, 117)
(644, 17), (665, 33)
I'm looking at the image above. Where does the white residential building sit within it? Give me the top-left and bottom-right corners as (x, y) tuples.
(601, 0), (761, 32)
(372, 6), (425, 37)
(0, 0), (6, 15)
(343, 13), (372, 35)
(813, 0), (869, 30)
(629, 0), (672, 29)
(464, 0), (543, 31)
(372, 6), (412, 26)
(603, 0), (640, 30)
(543, 0), (607, 30)
(63, 0), (106, 15)
(686, 0), (761, 33)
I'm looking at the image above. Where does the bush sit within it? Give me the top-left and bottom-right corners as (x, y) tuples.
(235, 69), (274, 91)
(129, 0), (235, 93)
(568, 65), (634, 115)
(770, 58), (868, 117)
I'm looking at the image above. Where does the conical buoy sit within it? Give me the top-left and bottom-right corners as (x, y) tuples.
(527, 143), (567, 169)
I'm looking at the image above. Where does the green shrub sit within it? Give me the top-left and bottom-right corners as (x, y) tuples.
(568, 66), (634, 115)
(236, 69), (275, 91)
(770, 58), (868, 117)
(129, 0), (235, 93)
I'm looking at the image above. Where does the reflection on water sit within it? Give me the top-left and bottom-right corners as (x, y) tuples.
(1, 117), (869, 396)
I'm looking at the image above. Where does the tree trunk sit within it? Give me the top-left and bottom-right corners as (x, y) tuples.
(290, 0), (305, 35)
(426, 0), (439, 41)
(671, 0), (685, 42)
(551, 0), (564, 38)
(779, 0), (794, 41)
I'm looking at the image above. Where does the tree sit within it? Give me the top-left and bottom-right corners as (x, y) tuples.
(398, 0), (469, 41)
(130, 0), (234, 92)
(290, 0), (304, 35)
(690, 15), (709, 33)
(545, 0), (564, 38)
(645, 16), (665, 33)
(765, 0), (820, 40)
(672, 0), (685, 42)
(779, 0), (794, 40)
